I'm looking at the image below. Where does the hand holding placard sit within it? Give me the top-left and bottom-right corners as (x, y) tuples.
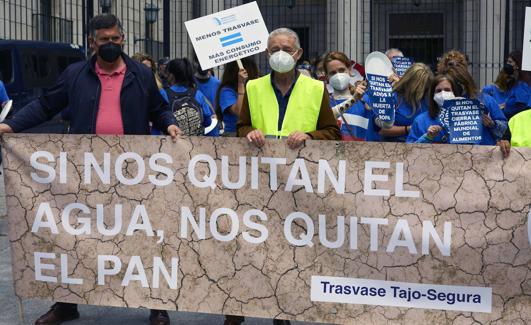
(185, 2), (269, 70)
(391, 57), (414, 77)
(444, 99), (484, 144)
(366, 74), (395, 124)
(365, 52), (396, 125)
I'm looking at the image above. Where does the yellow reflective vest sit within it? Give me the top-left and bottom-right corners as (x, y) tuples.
(509, 109), (531, 147)
(246, 73), (324, 138)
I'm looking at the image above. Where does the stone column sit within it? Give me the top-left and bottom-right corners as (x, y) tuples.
(326, 0), (368, 63)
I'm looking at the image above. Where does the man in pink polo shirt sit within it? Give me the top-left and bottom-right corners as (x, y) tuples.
(0, 14), (179, 325)
(94, 59), (127, 134)
(0, 14), (180, 139)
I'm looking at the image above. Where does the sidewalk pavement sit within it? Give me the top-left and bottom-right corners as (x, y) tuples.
(0, 218), (328, 325)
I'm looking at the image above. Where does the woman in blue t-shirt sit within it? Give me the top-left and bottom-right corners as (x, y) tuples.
(373, 63), (433, 142)
(154, 58), (216, 136)
(323, 51), (379, 142)
(215, 57), (259, 137)
(482, 51), (530, 120)
(408, 71), (507, 145)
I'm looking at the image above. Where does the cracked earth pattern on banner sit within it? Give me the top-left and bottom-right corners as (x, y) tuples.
(2, 134), (531, 324)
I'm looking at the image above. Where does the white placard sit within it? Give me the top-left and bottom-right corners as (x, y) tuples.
(523, 7), (531, 71)
(185, 1), (270, 70)
(311, 276), (492, 313)
(0, 99), (12, 123)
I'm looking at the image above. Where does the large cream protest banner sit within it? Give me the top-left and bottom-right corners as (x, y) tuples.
(2, 134), (531, 324)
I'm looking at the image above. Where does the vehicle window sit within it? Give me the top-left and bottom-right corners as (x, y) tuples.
(21, 53), (41, 88)
(57, 54), (83, 72)
(20, 49), (57, 88)
(19, 47), (84, 89)
(57, 56), (69, 72)
(0, 49), (14, 84)
(38, 55), (51, 78)
(68, 55), (82, 66)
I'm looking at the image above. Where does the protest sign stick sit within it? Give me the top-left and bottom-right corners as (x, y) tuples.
(237, 59), (244, 70)
(16, 296), (25, 324)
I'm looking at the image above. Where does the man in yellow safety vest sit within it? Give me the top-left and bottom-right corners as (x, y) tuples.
(497, 102), (531, 157)
(507, 109), (531, 147)
(237, 28), (340, 149)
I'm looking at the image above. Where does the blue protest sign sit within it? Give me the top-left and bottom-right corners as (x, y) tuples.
(446, 99), (484, 144)
(366, 73), (395, 123)
(439, 101), (451, 131)
(391, 57), (414, 77)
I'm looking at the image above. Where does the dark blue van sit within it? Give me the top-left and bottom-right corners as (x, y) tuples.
(0, 40), (86, 132)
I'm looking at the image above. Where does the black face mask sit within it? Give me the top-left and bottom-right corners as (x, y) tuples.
(503, 63), (515, 76)
(194, 71), (210, 82)
(98, 42), (122, 63)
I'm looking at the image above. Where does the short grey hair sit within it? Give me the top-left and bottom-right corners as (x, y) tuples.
(267, 28), (301, 50)
(385, 48), (404, 57)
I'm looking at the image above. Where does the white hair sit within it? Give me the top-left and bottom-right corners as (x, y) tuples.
(385, 48), (404, 57)
(268, 28), (301, 49)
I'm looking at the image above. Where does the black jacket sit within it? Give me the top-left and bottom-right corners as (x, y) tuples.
(5, 54), (176, 135)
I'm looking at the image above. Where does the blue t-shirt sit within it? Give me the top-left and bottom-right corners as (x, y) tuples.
(482, 81), (531, 119)
(382, 94), (428, 142)
(407, 111), (448, 143)
(407, 95), (507, 145)
(482, 84), (509, 107)
(394, 95), (428, 126)
(479, 93), (508, 142)
(0, 80), (9, 104)
(156, 85), (214, 136)
(195, 76), (220, 108)
(365, 93), (426, 142)
(218, 87), (239, 133)
(333, 96), (380, 142)
(194, 77), (221, 137)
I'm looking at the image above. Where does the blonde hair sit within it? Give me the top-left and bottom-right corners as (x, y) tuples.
(393, 63), (434, 114)
(132, 52), (164, 90)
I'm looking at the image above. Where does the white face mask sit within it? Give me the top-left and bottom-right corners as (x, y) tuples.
(269, 50), (296, 73)
(434, 91), (455, 107)
(329, 73), (351, 91)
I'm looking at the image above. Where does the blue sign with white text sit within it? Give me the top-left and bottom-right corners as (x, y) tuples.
(391, 57), (414, 77)
(445, 99), (483, 144)
(367, 73), (395, 123)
